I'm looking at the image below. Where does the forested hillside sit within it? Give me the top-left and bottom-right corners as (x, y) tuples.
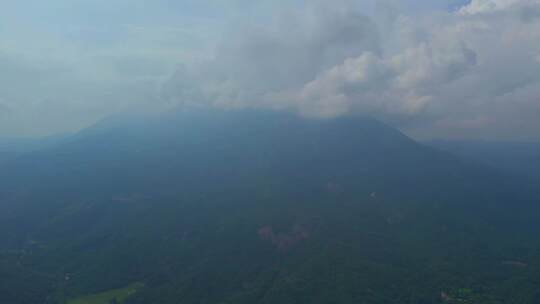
(1, 110), (539, 304)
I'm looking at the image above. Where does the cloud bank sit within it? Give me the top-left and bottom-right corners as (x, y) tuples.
(1, 0), (540, 140)
(163, 0), (540, 140)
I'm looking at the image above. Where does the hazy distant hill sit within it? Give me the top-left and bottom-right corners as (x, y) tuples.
(0, 134), (69, 152)
(427, 140), (540, 184)
(1, 109), (539, 304)
(0, 135), (69, 165)
(0, 151), (17, 166)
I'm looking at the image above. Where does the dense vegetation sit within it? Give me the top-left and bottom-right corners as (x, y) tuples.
(1, 109), (539, 303)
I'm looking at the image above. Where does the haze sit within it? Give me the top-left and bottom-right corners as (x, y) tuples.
(0, 0), (539, 140)
(2, 2), (540, 303)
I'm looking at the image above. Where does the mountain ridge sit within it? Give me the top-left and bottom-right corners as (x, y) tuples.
(1, 109), (539, 304)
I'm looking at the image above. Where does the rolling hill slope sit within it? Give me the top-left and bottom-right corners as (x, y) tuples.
(1, 109), (539, 304)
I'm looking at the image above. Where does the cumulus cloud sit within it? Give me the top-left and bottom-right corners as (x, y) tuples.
(163, 2), (381, 110)
(1, 0), (540, 140)
(459, 0), (524, 14)
(164, 0), (540, 140)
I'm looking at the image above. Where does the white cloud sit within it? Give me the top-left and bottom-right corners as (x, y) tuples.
(459, 0), (524, 14)
(162, 0), (540, 140)
(1, 0), (540, 140)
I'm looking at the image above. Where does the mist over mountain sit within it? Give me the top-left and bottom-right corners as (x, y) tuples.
(0, 135), (68, 166)
(1, 109), (540, 304)
(2, 1), (540, 303)
(428, 140), (540, 185)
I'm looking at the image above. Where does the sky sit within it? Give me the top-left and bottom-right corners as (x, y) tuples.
(0, 0), (539, 140)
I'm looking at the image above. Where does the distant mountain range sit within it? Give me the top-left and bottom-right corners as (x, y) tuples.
(427, 140), (540, 184)
(0, 134), (69, 165)
(1, 109), (539, 304)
